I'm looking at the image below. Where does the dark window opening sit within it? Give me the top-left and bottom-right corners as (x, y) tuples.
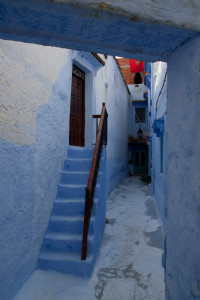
(135, 152), (139, 166)
(135, 108), (145, 123)
(134, 72), (142, 84)
(141, 152), (145, 166)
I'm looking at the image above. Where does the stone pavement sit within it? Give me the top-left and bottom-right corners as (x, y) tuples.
(14, 177), (165, 300)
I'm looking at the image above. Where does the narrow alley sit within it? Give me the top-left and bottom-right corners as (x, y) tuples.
(15, 177), (165, 300)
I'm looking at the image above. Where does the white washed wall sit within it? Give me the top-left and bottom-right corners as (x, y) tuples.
(0, 42), (129, 299)
(151, 61), (167, 229)
(95, 56), (129, 192)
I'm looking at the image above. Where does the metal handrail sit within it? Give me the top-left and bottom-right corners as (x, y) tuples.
(81, 103), (108, 260)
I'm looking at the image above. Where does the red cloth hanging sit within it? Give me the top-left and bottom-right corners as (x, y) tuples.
(130, 59), (144, 73)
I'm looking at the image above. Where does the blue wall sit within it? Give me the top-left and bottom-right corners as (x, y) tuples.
(165, 35), (200, 300)
(91, 148), (108, 265)
(132, 101), (148, 138)
(0, 41), (71, 300)
(0, 47), (130, 299)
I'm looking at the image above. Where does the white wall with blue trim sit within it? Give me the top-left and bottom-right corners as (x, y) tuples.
(151, 61), (167, 230)
(0, 41), (129, 299)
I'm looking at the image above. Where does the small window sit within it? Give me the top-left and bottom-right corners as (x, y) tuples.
(134, 72), (142, 84)
(135, 108), (145, 123)
(141, 152), (145, 167)
(135, 152), (139, 166)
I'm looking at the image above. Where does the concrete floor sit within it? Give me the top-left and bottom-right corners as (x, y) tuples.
(14, 177), (165, 300)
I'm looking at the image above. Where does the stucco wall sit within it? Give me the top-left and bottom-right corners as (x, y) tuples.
(95, 56), (129, 193)
(151, 62), (167, 229)
(0, 40), (72, 300)
(0, 44), (129, 299)
(165, 35), (200, 299)
(0, 0), (198, 62)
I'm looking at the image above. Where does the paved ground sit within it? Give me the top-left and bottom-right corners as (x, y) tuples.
(14, 177), (165, 300)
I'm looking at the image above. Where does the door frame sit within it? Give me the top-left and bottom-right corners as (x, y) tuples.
(69, 64), (85, 146)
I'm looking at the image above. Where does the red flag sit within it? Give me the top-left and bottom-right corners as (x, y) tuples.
(130, 59), (144, 73)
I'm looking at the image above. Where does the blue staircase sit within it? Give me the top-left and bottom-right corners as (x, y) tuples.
(38, 147), (107, 277)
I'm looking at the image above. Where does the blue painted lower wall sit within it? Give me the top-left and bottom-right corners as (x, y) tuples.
(37, 147), (107, 277)
(0, 44), (129, 299)
(0, 43), (71, 300)
(107, 158), (128, 194)
(91, 148), (108, 268)
(165, 35), (200, 300)
(0, 139), (35, 300)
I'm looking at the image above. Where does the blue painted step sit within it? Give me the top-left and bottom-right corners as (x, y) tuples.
(67, 147), (94, 159)
(53, 198), (98, 216)
(64, 158), (92, 172)
(39, 251), (93, 277)
(48, 215), (95, 234)
(38, 147), (103, 278)
(42, 232), (93, 255)
(60, 171), (102, 185)
(57, 183), (100, 198)
(61, 171), (89, 185)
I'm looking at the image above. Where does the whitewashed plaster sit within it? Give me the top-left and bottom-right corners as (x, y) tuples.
(128, 83), (147, 101)
(95, 56), (129, 192)
(0, 40), (70, 145)
(0, 39), (130, 299)
(150, 61), (167, 229)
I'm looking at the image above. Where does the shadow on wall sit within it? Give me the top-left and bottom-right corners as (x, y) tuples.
(0, 63), (71, 300)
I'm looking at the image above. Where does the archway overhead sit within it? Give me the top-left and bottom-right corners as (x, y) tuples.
(0, 0), (199, 61)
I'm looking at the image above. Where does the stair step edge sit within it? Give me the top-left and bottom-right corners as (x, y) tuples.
(50, 215), (84, 221)
(59, 183), (100, 188)
(45, 232), (93, 241)
(55, 198), (98, 203)
(39, 251), (93, 262)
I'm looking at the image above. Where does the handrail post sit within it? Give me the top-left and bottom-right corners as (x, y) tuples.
(81, 102), (108, 260)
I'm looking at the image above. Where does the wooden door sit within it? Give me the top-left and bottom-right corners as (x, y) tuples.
(69, 65), (85, 146)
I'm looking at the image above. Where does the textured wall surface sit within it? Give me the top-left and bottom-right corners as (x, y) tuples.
(95, 56), (129, 193)
(0, 0), (198, 61)
(151, 62), (167, 229)
(53, 0), (200, 31)
(165, 35), (200, 300)
(0, 43), (129, 299)
(0, 40), (72, 300)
